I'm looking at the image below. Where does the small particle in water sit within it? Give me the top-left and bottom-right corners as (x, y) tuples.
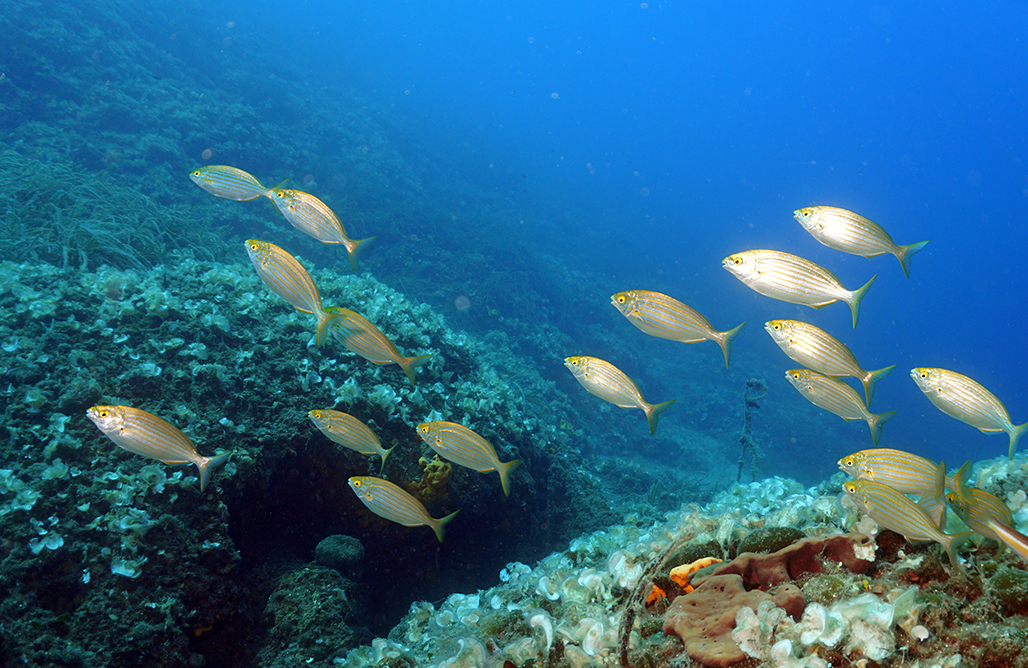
(454, 295), (471, 312)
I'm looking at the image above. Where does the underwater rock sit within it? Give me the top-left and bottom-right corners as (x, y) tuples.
(254, 565), (369, 666)
(663, 573), (805, 667)
(314, 534), (365, 580)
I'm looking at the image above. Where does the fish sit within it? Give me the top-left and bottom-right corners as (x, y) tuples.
(348, 476), (459, 542)
(765, 320), (894, 405)
(611, 290), (745, 368)
(793, 206), (929, 279)
(245, 239), (344, 347)
(722, 249), (875, 328)
(837, 449), (972, 529)
(843, 479), (971, 572)
(269, 188), (376, 272)
(324, 306), (432, 385)
(785, 369), (896, 445)
(416, 421), (521, 496)
(910, 367), (1028, 460)
(86, 405), (230, 492)
(189, 165), (276, 201)
(309, 409), (395, 474)
(946, 486), (1020, 554)
(564, 356), (675, 435)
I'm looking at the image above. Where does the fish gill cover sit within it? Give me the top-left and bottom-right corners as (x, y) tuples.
(0, 0), (1026, 667)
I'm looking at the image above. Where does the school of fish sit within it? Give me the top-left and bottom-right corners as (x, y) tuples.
(84, 166), (1025, 567)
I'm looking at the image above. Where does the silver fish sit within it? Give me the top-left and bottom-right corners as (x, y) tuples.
(794, 206), (929, 278)
(723, 250), (875, 328)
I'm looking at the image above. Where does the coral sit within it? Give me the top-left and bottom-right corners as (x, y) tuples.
(713, 534), (876, 590)
(409, 456), (453, 507)
(662, 573), (805, 667)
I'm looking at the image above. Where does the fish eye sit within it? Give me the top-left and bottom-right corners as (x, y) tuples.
(772, 323), (780, 330)
(617, 296), (625, 303)
(353, 480), (361, 487)
(733, 257), (742, 265)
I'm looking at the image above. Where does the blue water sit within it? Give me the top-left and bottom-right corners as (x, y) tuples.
(3, 1), (1027, 661)
(253, 1), (1028, 477)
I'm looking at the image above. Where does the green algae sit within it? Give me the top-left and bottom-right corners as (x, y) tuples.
(989, 566), (1028, 613)
(802, 574), (849, 606)
(736, 527), (805, 555)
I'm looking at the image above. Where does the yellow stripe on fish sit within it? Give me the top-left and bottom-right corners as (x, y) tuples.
(722, 249), (875, 328)
(416, 421), (521, 496)
(793, 206), (929, 278)
(324, 306), (432, 385)
(911, 367), (1028, 460)
(785, 369), (896, 445)
(611, 290), (745, 368)
(245, 239), (343, 347)
(765, 320), (894, 405)
(348, 476), (459, 542)
(309, 409), (395, 474)
(86, 405), (230, 492)
(564, 355), (675, 435)
(189, 165), (273, 201)
(843, 479), (971, 572)
(837, 448), (969, 529)
(269, 188), (376, 272)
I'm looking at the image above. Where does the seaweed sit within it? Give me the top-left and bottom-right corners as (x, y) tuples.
(0, 150), (229, 269)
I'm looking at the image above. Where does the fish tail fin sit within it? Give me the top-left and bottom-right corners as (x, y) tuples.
(316, 307), (350, 348)
(862, 364), (896, 405)
(948, 460), (974, 505)
(378, 444), (397, 475)
(197, 451), (231, 492)
(430, 509), (461, 543)
(263, 177), (290, 198)
(867, 409), (897, 445)
(1008, 422), (1028, 460)
(896, 240), (930, 278)
(496, 459), (522, 497)
(399, 354), (433, 386)
(847, 274), (877, 328)
(942, 531), (973, 573)
(346, 236), (377, 272)
(644, 399), (677, 435)
(716, 322), (746, 368)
